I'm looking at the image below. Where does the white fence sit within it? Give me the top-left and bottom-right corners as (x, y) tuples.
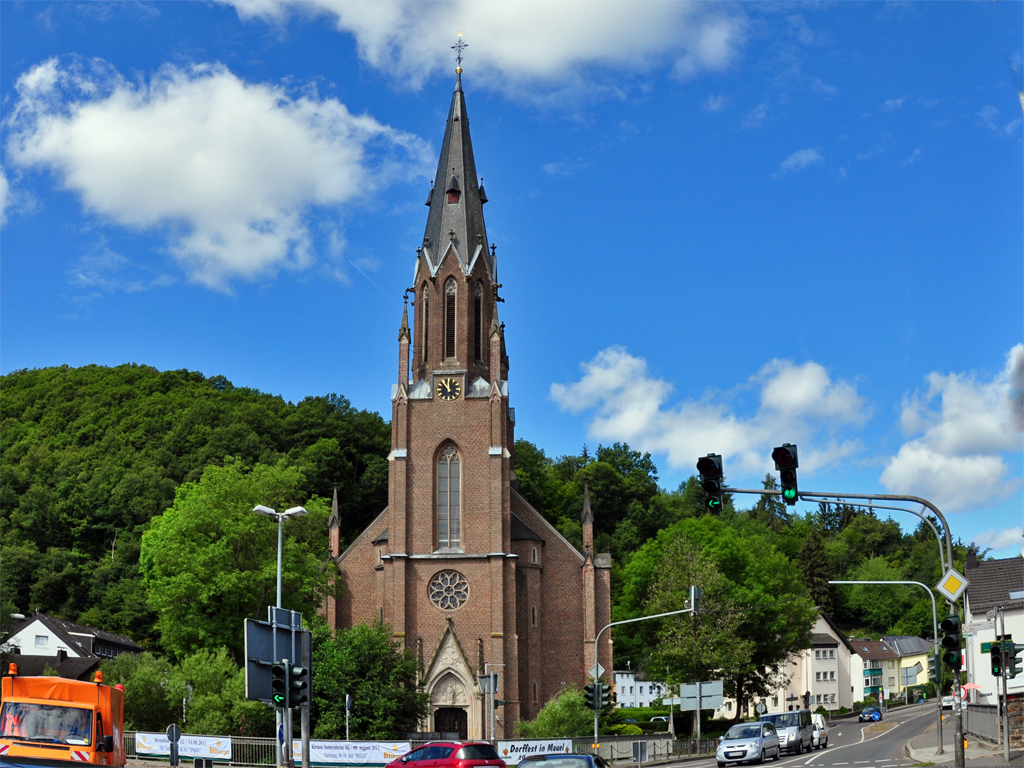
(963, 704), (999, 745)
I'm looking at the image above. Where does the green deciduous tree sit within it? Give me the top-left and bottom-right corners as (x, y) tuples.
(310, 621), (428, 740)
(515, 687), (592, 738)
(140, 459), (334, 661)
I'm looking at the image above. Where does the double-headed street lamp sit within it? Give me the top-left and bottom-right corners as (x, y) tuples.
(253, 505), (307, 608)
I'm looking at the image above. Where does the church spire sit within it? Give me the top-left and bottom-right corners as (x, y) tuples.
(411, 40), (501, 382)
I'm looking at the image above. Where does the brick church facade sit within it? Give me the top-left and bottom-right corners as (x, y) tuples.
(322, 69), (613, 739)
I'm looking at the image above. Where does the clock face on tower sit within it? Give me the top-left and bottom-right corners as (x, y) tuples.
(436, 377), (462, 401)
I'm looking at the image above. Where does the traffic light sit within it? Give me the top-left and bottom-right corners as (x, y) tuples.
(1007, 642), (1024, 679)
(690, 585), (703, 616)
(584, 683), (597, 710)
(271, 663), (288, 708)
(940, 614), (962, 671)
(600, 684), (611, 709)
(928, 653), (941, 684)
(696, 454), (724, 514)
(991, 643), (1005, 676)
(771, 444), (799, 506)
(290, 665), (309, 707)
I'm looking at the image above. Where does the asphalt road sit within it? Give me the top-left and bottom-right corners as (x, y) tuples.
(663, 702), (939, 768)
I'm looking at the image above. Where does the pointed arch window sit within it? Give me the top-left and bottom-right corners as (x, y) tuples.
(473, 282), (483, 361)
(444, 279), (457, 360)
(421, 284), (430, 362)
(437, 445), (461, 548)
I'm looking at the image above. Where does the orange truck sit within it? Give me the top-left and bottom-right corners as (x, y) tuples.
(0, 665), (124, 768)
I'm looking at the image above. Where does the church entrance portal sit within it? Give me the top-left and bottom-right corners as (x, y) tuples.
(434, 708), (467, 740)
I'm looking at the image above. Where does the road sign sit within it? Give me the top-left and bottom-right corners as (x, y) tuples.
(935, 568), (969, 602)
(245, 616), (312, 703)
(755, 702), (767, 714)
(166, 724), (181, 744)
(671, 680), (724, 711)
(278, 724), (285, 744)
(588, 663), (605, 679)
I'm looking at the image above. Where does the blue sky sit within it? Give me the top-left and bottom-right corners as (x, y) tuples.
(2, 1), (1022, 560)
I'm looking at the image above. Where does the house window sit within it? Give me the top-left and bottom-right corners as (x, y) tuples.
(378, 548), (382, 563)
(437, 445), (461, 547)
(829, 649), (835, 659)
(830, 671), (835, 681)
(831, 694), (836, 703)
(444, 279), (456, 359)
(35, 636), (48, 648)
(816, 672), (821, 681)
(727, 702), (733, 712)
(772, 696), (778, 708)
(421, 284), (430, 361)
(532, 682), (538, 704)
(531, 547), (537, 564)
(888, 660), (895, 669)
(630, 686), (634, 694)
(888, 676), (895, 686)
(379, 607), (383, 622)
(816, 695), (822, 704)
(473, 282), (483, 361)
(531, 605), (537, 627)
(815, 650), (821, 659)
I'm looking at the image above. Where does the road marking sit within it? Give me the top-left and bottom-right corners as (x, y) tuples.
(855, 761), (873, 763)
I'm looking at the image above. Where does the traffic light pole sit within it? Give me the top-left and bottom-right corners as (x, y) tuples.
(829, 580), (942, 755)
(724, 486), (963, 768)
(591, 593), (699, 743)
(999, 607), (1009, 765)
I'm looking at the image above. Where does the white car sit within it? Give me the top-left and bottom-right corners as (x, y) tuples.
(811, 714), (828, 749)
(941, 696), (955, 710)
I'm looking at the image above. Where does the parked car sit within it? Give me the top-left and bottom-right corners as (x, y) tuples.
(759, 710), (812, 754)
(515, 754), (610, 768)
(716, 721), (781, 765)
(621, 718), (638, 723)
(389, 743), (505, 768)
(811, 714), (828, 750)
(941, 696), (955, 710)
(859, 706), (883, 722)
(650, 716), (669, 722)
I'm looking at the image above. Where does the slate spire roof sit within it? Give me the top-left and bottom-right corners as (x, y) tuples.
(418, 71), (495, 283)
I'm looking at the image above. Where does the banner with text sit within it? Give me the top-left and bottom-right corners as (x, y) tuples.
(497, 740), (572, 761)
(135, 733), (232, 761)
(291, 740), (411, 766)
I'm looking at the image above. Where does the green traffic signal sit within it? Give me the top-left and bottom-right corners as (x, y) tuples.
(271, 663), (288, 708)
(991, 644), (1004, 676)
(696, 454), (724, 515)
(940, 614), (962, 671)
(771, 444), (799, 507)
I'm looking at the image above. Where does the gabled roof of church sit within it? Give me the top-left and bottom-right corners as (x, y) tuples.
(510, 513), (544, 542)
(419, 72), (494, 282)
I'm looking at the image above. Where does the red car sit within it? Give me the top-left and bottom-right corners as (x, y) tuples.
(387, 742), (506, 768)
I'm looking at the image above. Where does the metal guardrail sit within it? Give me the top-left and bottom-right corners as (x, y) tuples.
(963, 704), (999, 745)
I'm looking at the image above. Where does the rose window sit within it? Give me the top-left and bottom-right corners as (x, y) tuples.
(429, 570), (469, 610)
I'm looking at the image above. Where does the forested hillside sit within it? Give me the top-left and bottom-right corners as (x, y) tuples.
(0, 364), (390, 649)
(1, 364), (972, 673)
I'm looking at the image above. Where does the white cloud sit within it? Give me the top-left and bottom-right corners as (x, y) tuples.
(703, 93), (729, 113)
(742, 102), (769, 128)
(881, 345), (1024, 512)
(902, 147), (921, 167)
(550, 346), (870, 479)
(0, 167), (8, 226)
(5, 56), (430, 289)
(543, 158), (590, 177)
(882, 97), (906, 111)
(224, 0), (747, 97)
(779, 147), (823, 173)
(971, 526), (1023, 553)
(978, 105), (1023, 138)
(787, 14), (814, 45)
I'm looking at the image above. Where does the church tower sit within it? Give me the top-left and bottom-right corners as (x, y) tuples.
(327, 59), (612, 740)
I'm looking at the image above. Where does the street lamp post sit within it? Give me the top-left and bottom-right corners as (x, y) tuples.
(253, 504), (307, 768)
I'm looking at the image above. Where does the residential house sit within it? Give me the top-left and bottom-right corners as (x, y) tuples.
(2, 612), (143, 661)
(850, 638), (901, 701)
(962, 552), (1024, 705)
(881, 635), (935, 697)
(613, 670), (668, 708)
(714, 615), (856, 718)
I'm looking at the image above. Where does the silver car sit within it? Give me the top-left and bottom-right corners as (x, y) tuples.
(716, 721), (781, 766)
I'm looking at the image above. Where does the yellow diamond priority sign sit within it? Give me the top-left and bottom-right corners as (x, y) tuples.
(936, 568), (969, 602)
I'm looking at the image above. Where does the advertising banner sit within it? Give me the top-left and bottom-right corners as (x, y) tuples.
(291, 740), (411, 766)
(496, 740), (572, 761)
(136, 733), (232, 761)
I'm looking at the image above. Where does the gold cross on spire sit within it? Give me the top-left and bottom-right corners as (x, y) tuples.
(452, 32), (467, 74)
